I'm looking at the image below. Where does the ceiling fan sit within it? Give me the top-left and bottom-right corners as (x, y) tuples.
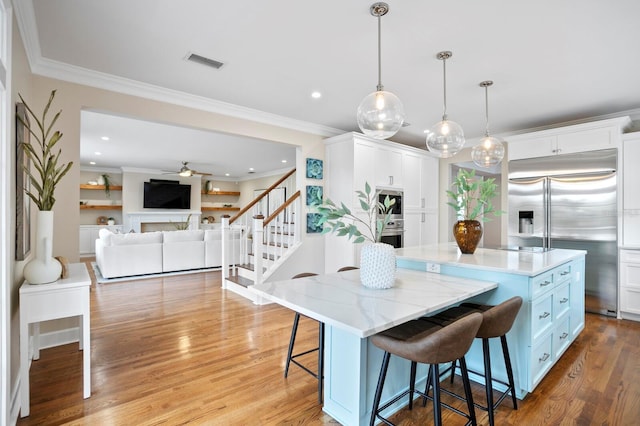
(163, 161), (212, 177)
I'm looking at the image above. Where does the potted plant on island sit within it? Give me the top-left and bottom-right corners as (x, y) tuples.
(316, 182), (397, 289)
(447, 168), (503, 254)
(18, 90), (73, 283)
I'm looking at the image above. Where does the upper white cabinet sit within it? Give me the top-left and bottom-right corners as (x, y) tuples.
(375, 146), (403, 188)
(507, 117), (631, 161)
(323, 133), (436, 271)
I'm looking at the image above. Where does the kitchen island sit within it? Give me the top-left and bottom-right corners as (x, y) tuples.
(251, 244), (586, 426)
(396, 243), (586, 400)
(251, 268), (498, 426)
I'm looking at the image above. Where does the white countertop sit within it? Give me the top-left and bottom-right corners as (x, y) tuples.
(396, 243), (586, 277)
(250, 269), (497, 338)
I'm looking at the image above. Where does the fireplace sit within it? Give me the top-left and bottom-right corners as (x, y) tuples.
(126, 211), (201, 233)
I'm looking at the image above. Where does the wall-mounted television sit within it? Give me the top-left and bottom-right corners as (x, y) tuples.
(143, 180), (191, 209)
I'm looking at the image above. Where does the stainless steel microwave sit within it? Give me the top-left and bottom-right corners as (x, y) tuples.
(377, 189), (403, 220)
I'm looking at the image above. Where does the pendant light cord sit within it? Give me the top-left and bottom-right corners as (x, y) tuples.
(376, 14), (383, 91)
(441, 56), (448, 120)
(484, 84), (490, 136)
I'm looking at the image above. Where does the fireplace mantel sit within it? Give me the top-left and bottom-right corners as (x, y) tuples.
(126, 211), (201, 232)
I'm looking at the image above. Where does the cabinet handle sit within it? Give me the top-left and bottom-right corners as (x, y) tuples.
(421, 213), (425, 223)
(539, 353), (550, 363)
(421, 198), (425, 208)
(560, 297), (569, 304)
(560, 271), (570, 276)
(389, 176), (394, 185)
(541, 280), (552, 287)
(559, 332), (569, 340)
(539, 311), (550, 320)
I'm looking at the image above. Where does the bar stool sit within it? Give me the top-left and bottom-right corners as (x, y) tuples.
(425, 296), (523, 426)
(370, 312), (483, 426)
(284, 272), (324, 403)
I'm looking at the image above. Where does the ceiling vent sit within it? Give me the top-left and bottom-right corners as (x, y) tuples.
(186, 53), (224, 70)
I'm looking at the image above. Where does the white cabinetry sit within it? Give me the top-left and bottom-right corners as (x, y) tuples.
(324, 133), (436, 271)
(375, 146), (403, 188)
(403, 154), (439, 248)
(507, 117), (631, 161)
(620, 249), (640, 319)
(79, 225), (124, 256)
(622, 133), (640, 247)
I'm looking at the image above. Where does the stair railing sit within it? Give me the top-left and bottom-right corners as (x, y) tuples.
(221, 169), (297, 284)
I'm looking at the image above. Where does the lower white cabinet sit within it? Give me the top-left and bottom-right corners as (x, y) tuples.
(79, 225), (123, 256)
(620, 249), (640, 318)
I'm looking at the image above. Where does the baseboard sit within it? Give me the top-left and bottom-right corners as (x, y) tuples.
(10, 373), (20, 425)
(38, 327), (80, 350)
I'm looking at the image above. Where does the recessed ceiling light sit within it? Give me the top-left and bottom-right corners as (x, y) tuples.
(281, 159), (287, 163)
(101, 136), (110, 141)
(249, 167), (254, 171)
(311, 91), (322, 99)
(89, 161), (96, 165)
(225, 173), (230, 176)
(94, 151), (102, 155)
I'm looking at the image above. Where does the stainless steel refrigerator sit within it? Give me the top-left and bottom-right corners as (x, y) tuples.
(508, 149), (618, 316)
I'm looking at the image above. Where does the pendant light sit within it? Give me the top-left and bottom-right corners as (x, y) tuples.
(471, 80), (505, 168)
(356, 2), (405, 140)
(426, 51), (465, 157)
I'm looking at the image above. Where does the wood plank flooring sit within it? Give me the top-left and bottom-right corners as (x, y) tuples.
(16, 264), (640, 425)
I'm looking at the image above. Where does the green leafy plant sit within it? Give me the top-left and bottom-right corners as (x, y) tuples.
(172, 214), (192, 231)
(101, 174), (111, 197)
(316, 182), (395, 243)
(18, 90), (73, 211)
(447, 168), (503, 222)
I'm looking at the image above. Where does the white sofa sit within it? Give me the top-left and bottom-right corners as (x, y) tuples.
(96, 228), (241, 279)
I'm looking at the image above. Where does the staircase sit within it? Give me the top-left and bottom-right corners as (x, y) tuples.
(221, 169), (301, 304)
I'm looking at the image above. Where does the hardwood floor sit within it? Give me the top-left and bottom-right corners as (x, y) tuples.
(17, 264), (640, 425)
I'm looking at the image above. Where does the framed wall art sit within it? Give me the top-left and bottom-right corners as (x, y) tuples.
(15, 102), (31, 261)
(306, 185), (323, 206)
(306, 158), (323, 179)
(306, 213), (323, 234)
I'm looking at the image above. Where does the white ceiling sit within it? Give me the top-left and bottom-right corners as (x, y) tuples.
(15, 0), (640, 177)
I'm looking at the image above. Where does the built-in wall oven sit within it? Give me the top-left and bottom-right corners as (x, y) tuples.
(378, 189), (404, 248)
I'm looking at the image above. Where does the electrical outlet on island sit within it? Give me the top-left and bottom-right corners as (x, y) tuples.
(426, 263), (441, 273)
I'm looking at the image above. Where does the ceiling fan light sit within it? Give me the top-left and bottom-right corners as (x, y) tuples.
(471, 135), (505, 168)
(357, 90), (405, 139)
(426, 119), (465, 158)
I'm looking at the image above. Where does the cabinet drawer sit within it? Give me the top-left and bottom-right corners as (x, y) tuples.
(621, 262), (640, 289)
(621, 249), (640, 264)
(531, 332), (553, 389)
(532, 294), (553, 340)
(554, 283), (571, 319)
(554, 264), (572, 285)
(553, 316), (571, 358)
(620, 286), (640, 315)
(532, 271), (554, 298)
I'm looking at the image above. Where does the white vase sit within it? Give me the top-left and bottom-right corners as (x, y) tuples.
(359, 243), (396, 289)
(205, 181), (213, 192)
(97, 175), (105, 185)
(23, 210), (62, 284)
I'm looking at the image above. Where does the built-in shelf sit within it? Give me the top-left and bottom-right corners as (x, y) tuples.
(80, 184), (123, 191)
(201, 190), (240, 196)
(80, 205), (123, 210)
(201, 207), (240, 211)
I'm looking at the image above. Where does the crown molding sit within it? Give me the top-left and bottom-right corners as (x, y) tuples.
(14, 2), (343, 139)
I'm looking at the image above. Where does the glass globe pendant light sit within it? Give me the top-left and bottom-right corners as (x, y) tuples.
(471, 80), (505, 168)
(426, 51), (465, 157)
(356, 2), (405, 139)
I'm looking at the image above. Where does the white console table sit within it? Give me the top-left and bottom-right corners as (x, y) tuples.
(19, 263), (91, 417)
